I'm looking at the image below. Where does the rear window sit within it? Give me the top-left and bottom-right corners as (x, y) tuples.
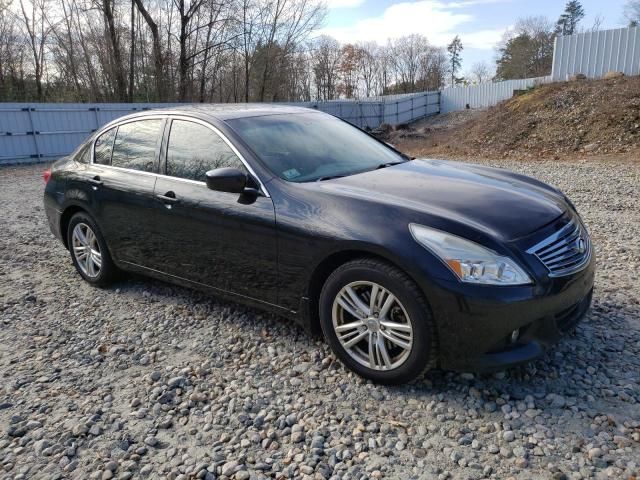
(94, 127), (116, 165)
(111, 120), (162, 173)
(74, 142), (91, 164)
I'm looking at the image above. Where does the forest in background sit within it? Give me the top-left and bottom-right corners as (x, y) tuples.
(0, 0), (636, 103)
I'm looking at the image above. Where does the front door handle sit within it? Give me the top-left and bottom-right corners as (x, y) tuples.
(156, 192), (179, 204)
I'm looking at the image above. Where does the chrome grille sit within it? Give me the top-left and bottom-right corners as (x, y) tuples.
(527, 218), (591, 277)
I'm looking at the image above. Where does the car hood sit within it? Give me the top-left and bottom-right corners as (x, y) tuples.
(311, 159), (566, 240)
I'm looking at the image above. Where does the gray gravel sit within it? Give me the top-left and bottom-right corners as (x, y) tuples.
(1, 158), (639, 480)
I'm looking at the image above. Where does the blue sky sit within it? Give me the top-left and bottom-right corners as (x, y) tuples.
(320, 0), (629, 74)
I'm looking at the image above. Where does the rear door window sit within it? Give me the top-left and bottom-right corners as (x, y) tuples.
(111, 119), (163, 173)
(165, 120), (246, 182)
(94, 127), (116, 165)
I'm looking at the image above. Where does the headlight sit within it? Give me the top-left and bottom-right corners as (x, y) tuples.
(409, 224), (532, 285)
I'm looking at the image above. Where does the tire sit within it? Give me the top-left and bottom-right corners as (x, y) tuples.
(319, 258), (438, 385)
(67, 212), (118, 287)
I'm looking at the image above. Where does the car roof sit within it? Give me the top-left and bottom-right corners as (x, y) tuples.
(120, 103), (322, 122)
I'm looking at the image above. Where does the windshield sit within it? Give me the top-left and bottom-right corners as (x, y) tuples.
(226, 113), (405, 182)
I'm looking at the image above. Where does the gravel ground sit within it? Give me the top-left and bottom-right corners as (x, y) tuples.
(1, 158), (639, 480)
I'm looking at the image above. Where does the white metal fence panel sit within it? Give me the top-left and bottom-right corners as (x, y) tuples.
(0, 94), (439, 165)
(0, 103), (179, 163)
(295, 90), (439, 129)
(439, 77), (551, 113)
(552, 26), (640, 80)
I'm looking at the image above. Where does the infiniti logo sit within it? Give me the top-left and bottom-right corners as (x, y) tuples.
(575, 237), (586, 254)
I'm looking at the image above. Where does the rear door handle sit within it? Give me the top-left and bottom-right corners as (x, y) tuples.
(88, 176), (103, 186)
(156, 192), (179, 204)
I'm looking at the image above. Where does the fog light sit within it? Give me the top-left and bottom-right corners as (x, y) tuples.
(510, 329), (520, 343)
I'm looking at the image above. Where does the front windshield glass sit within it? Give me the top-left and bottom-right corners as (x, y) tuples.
(226, 113), (405, 182)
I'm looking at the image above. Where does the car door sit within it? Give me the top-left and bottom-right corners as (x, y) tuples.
(150, 117), (279, 304)
(85, 118), (164, 265)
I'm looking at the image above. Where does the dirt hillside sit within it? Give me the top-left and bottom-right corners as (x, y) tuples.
(384, 76), (640, 160)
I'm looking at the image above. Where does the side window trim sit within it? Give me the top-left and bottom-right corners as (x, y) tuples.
(91, 116), (166, 176)
(162, 115), (270, 197)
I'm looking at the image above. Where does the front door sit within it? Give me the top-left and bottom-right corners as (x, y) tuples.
(150, 118), (278, 305)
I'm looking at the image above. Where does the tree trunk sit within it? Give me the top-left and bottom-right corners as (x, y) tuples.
(103, 0), (127, 100)
(133, 0), (165, 101)
(128, 0), (135, 102)
(178, 1), (189, 101)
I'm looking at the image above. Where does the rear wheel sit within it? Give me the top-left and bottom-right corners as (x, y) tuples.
(67, 212), (118, 287)
(319, 258), (438, 384)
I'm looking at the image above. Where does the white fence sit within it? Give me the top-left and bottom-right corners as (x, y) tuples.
(440, 25), (640, 113)
(0, 92), (440, 164)
(439, 76), (551, 113)
(297, 90), (440, 129)
(552, 26), (640, 81)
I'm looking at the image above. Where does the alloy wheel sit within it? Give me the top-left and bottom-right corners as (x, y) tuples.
(331, 281), (413, 371)
(71, 222), (102, 278)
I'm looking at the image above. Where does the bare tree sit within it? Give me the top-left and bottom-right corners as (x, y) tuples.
(356, 42), (378, 97)
(100, 0), (128, 100)
(0, 0), (446, 104)
(469, 61), (492, 83)
(312, 35), (341, 101)
(256, 0), (326, 101)
(389, 34), (429, 93)
(133, 0), (166, 100)
(18, 0), (51, 100)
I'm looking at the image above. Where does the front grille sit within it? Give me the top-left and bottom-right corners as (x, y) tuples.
(527, 217), (591, 277)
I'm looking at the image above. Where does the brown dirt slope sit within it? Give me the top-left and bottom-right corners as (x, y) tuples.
(390, 76), (640, 160)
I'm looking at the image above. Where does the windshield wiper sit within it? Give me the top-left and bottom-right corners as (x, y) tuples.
(315, 160), (408, 181)
(315, 174), (347, 182)
(375, 160), (406, 170)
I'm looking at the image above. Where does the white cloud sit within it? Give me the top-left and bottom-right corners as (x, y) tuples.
(446, 0), (509, 8)
(444, 28), (505, 49)
(319, 0), (505, 50)
(325, 0), (366, 9)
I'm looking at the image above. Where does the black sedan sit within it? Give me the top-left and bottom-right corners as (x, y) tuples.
(43, 105), (595, 384)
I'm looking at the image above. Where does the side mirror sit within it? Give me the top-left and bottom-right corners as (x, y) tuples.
(205, 167), (247, 194)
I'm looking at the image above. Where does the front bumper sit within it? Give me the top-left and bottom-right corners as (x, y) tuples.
(467, 287), (592, 371)
(428, 245), (595, 372)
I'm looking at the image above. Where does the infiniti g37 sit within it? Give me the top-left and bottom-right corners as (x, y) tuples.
(43, 105), (595, 384)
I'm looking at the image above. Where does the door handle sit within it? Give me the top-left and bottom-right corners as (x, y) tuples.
(88, 176), (102, 186)
(156, 192), (179, 204)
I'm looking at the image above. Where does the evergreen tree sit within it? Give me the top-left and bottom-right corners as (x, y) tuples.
(495, 17), (555, 80)
(447, 35), (463, 85)
(555, 1), (585, 35)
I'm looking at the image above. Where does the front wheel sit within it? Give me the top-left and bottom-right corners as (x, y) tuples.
(319, 258), (438, 385)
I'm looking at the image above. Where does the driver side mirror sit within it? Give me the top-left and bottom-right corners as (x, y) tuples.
(205, 167), (247, 194)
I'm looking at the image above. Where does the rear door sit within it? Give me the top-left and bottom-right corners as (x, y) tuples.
(86, 118), (165, 265)
(150, 117), (278, 304)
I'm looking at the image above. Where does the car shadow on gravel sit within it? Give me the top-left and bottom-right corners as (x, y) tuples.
(107, 273), (308, 334)
(102, 273), (638, 414)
